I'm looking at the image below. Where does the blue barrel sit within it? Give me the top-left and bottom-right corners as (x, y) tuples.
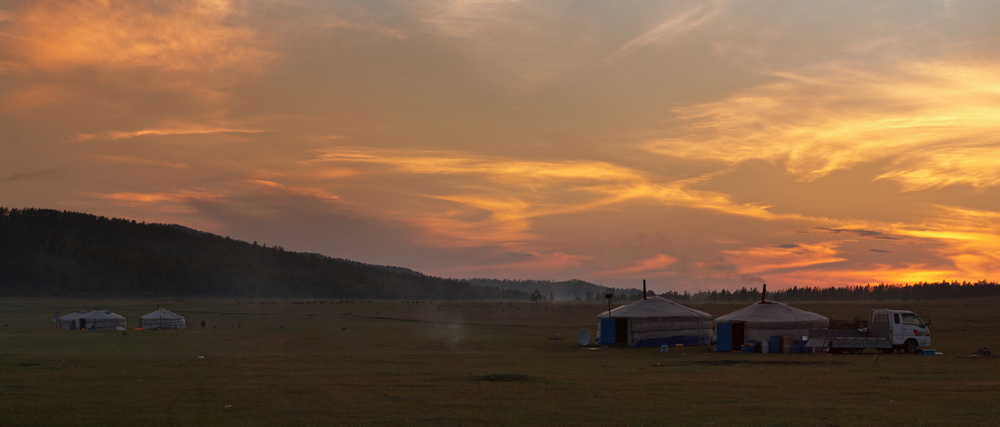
(769, 336), (782, 354)
(741, 345), (755, 353)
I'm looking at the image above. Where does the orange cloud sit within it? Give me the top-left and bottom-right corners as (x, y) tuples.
(305, 147), (812, 248)
(721, 242), (848, 275)
(643, 60), (1000, 191)
(80, 188), (226, 212)
(2, 0), (272, 73)
(886, 206), (1000, 279)
(73, 125), (269, 142)
(599, 254), (679, 276)
(0, 0), (275, 108)
(245, 180), (340, 202)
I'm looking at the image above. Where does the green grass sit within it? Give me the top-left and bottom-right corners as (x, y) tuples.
(2, 297), (999, 426)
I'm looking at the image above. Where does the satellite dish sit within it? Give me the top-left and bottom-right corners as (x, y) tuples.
(577, 329), (592, 347)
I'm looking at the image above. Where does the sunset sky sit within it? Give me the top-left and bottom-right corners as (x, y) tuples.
(3, 0), (1000, 292)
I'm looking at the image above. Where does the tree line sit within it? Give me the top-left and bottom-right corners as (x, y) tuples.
(654, 281), (1000, 302)
(3, 207), (997, 302)
(0, 208), (528, 300)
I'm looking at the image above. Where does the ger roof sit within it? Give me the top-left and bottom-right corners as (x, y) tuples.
(139, 308), (184, 319)
(79, 309), (125, 320)
(58, 310), (88, 320)
(715, 301), (828, 329)
(597, 296), (713, 319)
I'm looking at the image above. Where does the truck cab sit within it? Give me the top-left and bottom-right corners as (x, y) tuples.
(872, 308), (931, 353)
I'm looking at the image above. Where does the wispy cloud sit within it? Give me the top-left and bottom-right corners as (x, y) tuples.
(720, 242), (847, 275)
(415, 0), (600, 82)
(244, 179), (340, 202)
(599, 254), (679, 277)
(816, 228), (902, 241)
(79, 188), (227, 213)
(93, 155), (192, 169)
(887, 205), (1000, 278)
(2, 0), (273, 73)
(608, 0), (723, 63)
(305, 146), (815, 248)
(643, 60), (1000, 190)
(73, 126), (269, 142)
(0, 0), (276, 109)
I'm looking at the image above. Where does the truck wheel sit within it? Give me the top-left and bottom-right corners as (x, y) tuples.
(903, 339), (918, 354)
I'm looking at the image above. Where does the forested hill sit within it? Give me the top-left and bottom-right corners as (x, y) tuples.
(0, 208), (528, 300)
(464, 278), (645, 301)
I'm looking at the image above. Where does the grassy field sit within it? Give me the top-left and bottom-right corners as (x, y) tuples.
(1, 297), (999, 426)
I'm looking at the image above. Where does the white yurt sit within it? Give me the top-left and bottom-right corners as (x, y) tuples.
(715, 300), (828, 346)
(56, 310), (88, 330)
(139, 308), (186, 329)
(596, 296), (714, 347)
(78, 309), (127, 330)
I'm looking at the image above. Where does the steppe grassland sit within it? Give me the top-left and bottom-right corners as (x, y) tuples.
(1, 297), (998, 426)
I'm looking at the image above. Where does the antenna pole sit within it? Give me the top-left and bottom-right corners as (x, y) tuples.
(643, 280), (647, 299)
(761, 283), (767, 303)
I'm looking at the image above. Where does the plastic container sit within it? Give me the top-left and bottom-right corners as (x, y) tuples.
(761, 341), (769, 354)
(741, 345), (755, 353)
(921, 349), (936, 356)
(769, 336), (782, 354)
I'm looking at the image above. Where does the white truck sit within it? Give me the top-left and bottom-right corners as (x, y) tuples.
(806, 308), (931, 354)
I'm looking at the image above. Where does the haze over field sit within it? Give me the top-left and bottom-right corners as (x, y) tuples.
(3, 0), (1000, 291)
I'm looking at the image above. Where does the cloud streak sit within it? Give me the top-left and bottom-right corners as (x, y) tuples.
(608, 0), (723, 63)
(73, 126), (269, 142)
(644, 60), (1000, 191)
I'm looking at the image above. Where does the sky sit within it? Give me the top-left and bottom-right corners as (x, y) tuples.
(3, 0), (1000, 293)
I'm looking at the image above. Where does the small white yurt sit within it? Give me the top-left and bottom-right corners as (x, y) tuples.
(78, 309), (127, 330)
(596, 296), (714, 347)
(715, 300), (828, 346)
(56, 310), (88, 330)
(139, 308), (186, 329)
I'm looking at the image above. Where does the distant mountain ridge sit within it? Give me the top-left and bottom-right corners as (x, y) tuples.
(0, 207), (525, 300)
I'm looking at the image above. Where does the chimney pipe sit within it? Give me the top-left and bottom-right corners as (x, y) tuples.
(761, 283), (767, 303)
(643, 280), (647, 299)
